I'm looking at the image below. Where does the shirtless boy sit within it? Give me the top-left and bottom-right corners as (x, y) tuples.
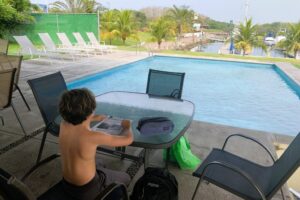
(58, 88), (133, 199)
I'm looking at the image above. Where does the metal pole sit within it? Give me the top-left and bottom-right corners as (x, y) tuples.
(230, 20), (234, 54)
(97, 10), (100, 42)
(56, 14), (59, 33)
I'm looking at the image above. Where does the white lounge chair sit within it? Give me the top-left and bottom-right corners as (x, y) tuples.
(73, 32), (106, 54)
(56, 33), (93, 56)
(38, 33), (88, 59)
(86, 32), (115, 53)
(13, 36), (60, 61)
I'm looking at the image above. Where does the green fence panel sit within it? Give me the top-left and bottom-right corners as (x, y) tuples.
(15, 13), (99, 45)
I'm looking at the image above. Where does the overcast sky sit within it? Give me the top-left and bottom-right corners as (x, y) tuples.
(31, 0), (300, 24)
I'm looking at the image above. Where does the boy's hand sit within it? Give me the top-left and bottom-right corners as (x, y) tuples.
(92, 114), (106, 122)
(121, 119), (131, 129)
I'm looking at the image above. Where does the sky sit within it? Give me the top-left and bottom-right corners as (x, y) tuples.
(31, 0), (300, 24)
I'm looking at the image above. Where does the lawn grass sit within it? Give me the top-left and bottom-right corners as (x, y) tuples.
(160, 50), (300, 69)
(8, 43), (20, 55)
(102, 31), (153, 46)
(8, 43), (41, 60)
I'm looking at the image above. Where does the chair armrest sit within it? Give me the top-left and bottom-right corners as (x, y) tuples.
(21, 154), (60, 181)
(95, 182), (128, 200)
(222, 134), (276, 162)
(200, 161), (266, 200)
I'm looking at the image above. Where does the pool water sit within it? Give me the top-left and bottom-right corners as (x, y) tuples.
(69, 56), (300, 136)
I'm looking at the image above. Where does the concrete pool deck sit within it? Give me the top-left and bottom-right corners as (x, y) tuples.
(0, 50), (299, 199)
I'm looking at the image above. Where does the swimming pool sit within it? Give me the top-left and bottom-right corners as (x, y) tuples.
(68, 56), (300, 136)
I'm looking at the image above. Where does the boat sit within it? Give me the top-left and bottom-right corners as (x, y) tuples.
(264, 32), (276, 46)
(264, 37), (276, 46)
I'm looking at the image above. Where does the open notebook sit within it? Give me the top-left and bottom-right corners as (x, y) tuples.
(92, 117), (123, 135)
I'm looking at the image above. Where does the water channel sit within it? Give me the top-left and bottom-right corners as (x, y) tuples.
(193, 42), (287, 58)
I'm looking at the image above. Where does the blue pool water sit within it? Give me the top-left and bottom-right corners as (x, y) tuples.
(69, 56), (300, 136)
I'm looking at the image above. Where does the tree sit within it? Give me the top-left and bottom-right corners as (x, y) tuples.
(150, 17), (174, 49)
(0, 0), (34, 38)
(113, 10), (135, 44)
(100, 10), (117, 45)
(140, 7), (168, 20)
(49, 0), (102, 13)
(166, 5), (194, 38)
(234, 18), (266, 55)
(256, 22), (289, 36)
(132, 10), (147, 30)
(279, 22), (300, 59)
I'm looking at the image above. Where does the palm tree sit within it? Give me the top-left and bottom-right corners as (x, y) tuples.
(113, 10), (135, 44)
(280, 22), (300, 59)
(150, 18), (173, 49)
(234, 18), (266, 56)
(100, 10), (117, 45)
(167, 5), (194, 39)
(50, 0), (101, 13)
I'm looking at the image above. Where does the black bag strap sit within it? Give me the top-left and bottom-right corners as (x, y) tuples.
(131, 173), (147, 200)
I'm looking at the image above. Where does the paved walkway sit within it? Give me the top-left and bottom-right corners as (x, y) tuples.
(0, 51), (296, 199)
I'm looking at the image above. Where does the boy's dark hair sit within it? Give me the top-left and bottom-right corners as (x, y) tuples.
(59, 88), (96, 125)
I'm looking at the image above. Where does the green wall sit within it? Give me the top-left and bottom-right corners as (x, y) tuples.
(15, 13), (99, 45)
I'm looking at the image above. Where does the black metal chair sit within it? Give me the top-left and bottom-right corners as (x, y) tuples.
(0, 39), (9, 55)
(192, 132), (300, 200)
(0, 54), (31, 111)
(0, 68), (27, 134)
(0, 167), (129, 200)
(27, 72), (67, 164)
(27, 72), (139, 168)
(146, 69), (185, 99)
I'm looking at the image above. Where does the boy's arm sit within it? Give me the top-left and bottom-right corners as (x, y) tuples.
(89, 119), (134, 147)
(91, 114), (107, 122)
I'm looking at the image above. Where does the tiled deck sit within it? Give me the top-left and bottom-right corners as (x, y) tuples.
(0, 51), (296, 199)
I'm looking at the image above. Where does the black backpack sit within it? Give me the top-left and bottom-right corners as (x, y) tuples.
(130, 167), (178, 200)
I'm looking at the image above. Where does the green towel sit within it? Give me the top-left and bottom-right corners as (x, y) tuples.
(164, 136), (201, 170)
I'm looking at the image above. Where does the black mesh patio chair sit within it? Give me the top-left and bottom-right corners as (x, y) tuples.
(27, 72), (67, 164)
(27, 72), (137, 167)
(0, 167), (129, 200)
(192, 132), (300, 200)
(0, 39), (9, 55)
(0, 55), (31, 111)
(0, 68), (27, 134)
(146, 69), (185, 99)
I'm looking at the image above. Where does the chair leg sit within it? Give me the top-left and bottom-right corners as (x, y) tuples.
(192, 179), (203, 200)
(143, 149), (150, 170)
(0, 116), (4, 126)
(165, 147), (170, 169)
(11, 102), (27, 135)
(121, 147), (126, 159)
(36, 127), (49, 164)
(15, 84), (31, 111)
(115, 147), (126, 159)
(280, 187), (285, 200)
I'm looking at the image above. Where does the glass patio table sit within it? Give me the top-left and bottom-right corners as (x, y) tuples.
(56, 91), (195, 167)
(94, 91), (195, 167)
